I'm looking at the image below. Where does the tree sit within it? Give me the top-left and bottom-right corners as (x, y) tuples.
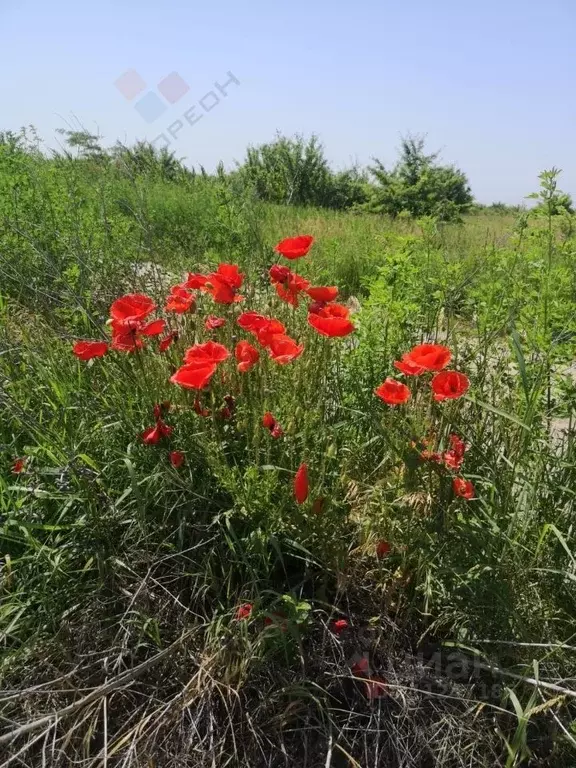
(237, 133), (368, 210)
(367, 135), (473, 221)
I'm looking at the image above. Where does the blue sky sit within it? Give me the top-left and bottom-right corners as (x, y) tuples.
(1, 0), (574, 203)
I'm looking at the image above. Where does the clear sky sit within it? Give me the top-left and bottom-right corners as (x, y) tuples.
(1, 0), (574, 203)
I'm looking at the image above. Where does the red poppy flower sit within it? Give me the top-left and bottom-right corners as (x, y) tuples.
(235, 340), (260, 373)
(235, 603), (253, 621)
(332, 618), (349, 635)
(268, 264), (292, 284)
(403, 344), (451, 372)
(394, 357), (426, 376)
(376, 540), (391, 558)
(351, 657), (370, 677)
(73, 340), (109, 360)
(275, 234), (314, 259)
(274, 272), (310, 307)
(453, 477), (475, 499)
(374, 378), (411, 406)
(294, 462), (309, 504)
(170, 363), (217, 390)
(365, 677), (388, 701)
(205, 315), (226, 331)
(306, 286), (339, 303)
(12, 457), (26, 474)
(311, 497), (325, 514)
(193, 396), (211, 417)
(159, 331), (178, 352)
(203, 263), (244, 304)
(110, 328), (144, 353)
(220, 406), (232, 419)
(140, 318), (166, 336)
(443, 434), (466, 471)
(308, 301), (325, 315)
(308, 303), (355, 337)
(110, 294), (156, 326)
(184, 273), (208, 289)
(431, 371), (470, 401)
(142, 420), (173, 445)
(256, 319), (286, 348)
(165, 287), (195, 314)
(262, 412), (283, 437)
(184, 341), (230, 366)
(271, 423), (284, 438)
(268, 334), (304, 365)
(237, 311), (269, 333)
(169, 450), (185, 468)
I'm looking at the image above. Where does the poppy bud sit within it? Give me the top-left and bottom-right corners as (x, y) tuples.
(326, 443), (337, 458)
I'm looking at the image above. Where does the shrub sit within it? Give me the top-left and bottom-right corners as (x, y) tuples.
(367, 134), (474, 221)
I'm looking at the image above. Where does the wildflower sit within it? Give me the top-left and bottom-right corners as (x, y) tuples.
(308, 303), (355, 337)
(443, 434), (466, 470)
(332, 618), (349, 635)
(169, 450), (185, 468)
(294, 462), (309, 504)
(110, 329), (144, 352)
(268, 264), (292, 283)
(274, 234), (314, 259)
(205, 315), (226, 331)
(262, 412), (283, 437)
(142, 420), (173, 445)
(394, 357), (426, 376)
(110, 293), (156, 327)
(183, 341), (230, 365)
(12, 457), (25, 474)
(431, 371), (470, 401)
(107, 293), (164, 351)
(237, 313), (286, 347)
(376, 540), (391, 558)
(235, 340), (260, 373)
(73, 340), (109, 360)
(374, 378), (411, 405)
(140, 319), (166, 336)
(274, 272), (310, 307)
(203, 263), (244, 304)
(235, 603), (253, 621)
(268, 334), (304, 364)
(183, 273), (208, 289)
(170, 363), (217, 390)
(256, 319), (286, 347)
(453, 477), (475, 499)
(159, 330), (178, 352)
(306, 286), (339, 303)
(165, 286), (195, 314)
(400, 343), (451, 372)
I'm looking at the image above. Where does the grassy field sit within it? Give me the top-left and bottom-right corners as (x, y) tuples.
(2, 144), (576, 767)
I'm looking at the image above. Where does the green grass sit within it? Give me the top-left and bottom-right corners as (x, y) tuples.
(1, 146), (576, 767)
